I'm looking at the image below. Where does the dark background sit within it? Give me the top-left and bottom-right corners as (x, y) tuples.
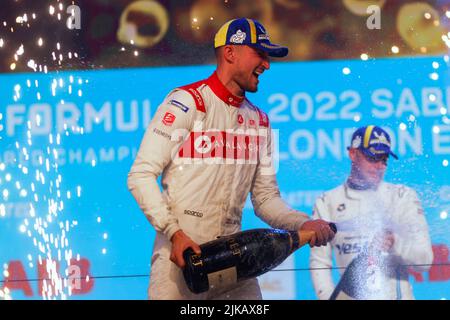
(0, 0), (448, 74)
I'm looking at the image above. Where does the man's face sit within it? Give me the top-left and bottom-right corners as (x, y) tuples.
(349, 149), (388, 187)
(233, 45), (270, 93)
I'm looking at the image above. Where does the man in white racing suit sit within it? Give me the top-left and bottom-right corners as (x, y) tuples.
(127, 18), (335, 300)
(310, 125), (433, 300)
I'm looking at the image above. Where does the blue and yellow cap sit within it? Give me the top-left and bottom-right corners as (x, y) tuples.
(348, 125), (398, 160)
(214, 18), (288, 58)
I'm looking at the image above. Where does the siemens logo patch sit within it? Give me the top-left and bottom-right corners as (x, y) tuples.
(153, 128), (171, 139)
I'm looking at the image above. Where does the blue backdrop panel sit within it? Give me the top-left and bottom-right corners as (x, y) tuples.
(0, 56), (448, 299)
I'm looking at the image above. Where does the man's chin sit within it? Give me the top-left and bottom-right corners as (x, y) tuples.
(367, 176), (382, 187)
(245, 85), (258, 93)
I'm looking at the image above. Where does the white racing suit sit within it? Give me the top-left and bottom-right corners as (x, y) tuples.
(309, 182), (433, 300)
(128, 72), (309, 299)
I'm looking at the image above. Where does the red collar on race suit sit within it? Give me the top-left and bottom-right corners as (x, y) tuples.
(206, 71), (245, 108)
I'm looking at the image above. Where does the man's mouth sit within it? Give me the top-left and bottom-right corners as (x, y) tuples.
(368, 171), (382, 179)
(253, 70), (263, 78)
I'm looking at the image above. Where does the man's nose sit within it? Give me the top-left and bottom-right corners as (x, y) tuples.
(262, 58), (270, 70)
(374, 160), (387, 169)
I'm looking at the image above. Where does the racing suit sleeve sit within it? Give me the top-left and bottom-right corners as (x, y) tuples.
(250, 124), (310, 230)
(127, 90), (197, 241)
(309, 195), (335, 300)
(390, 187), (433, 272)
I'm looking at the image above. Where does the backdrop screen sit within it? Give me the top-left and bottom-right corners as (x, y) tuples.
(0, 56), (449, 299)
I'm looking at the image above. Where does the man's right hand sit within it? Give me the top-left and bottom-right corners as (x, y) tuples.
(170, 230), (201, 269)
(300, 219), (336, 247)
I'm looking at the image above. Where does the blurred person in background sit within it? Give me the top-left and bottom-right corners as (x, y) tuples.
(310, 125), (433, 300)
(128, 17), (335, 300)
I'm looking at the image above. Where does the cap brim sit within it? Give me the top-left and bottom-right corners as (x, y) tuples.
(252, 43), (289, 58)
(360, 148), (398, 160)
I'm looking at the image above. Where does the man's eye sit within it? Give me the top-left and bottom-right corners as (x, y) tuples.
(256, 50), (268, 59)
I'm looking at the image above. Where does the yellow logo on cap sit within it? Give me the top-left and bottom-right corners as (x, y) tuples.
(363, 125), (375, 148)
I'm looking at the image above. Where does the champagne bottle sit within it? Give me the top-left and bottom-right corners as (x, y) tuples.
(329, 248), (390, 300)
(183, 223), (337, 294)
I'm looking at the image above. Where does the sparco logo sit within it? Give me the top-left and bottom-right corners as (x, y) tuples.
(188, 88), (203, 107)
(184, 209), (203, 218)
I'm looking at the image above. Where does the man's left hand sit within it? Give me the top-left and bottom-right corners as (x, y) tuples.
(370, 230), (395, 253)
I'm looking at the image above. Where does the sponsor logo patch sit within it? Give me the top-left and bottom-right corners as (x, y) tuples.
(352, 135), (362, 148)
(258, 111), (269, 127)
(184, 209), (203, 218)
(370, 131), (390, 147)
(162, 112), (176, 126)
(237, 114), (244, 124)
(230, 30), (246, 44)
(169, 99), (190, 113)
(186, 88), (205, 112)
(177, 131), (264, 161)
(153, 128), (171, 139)
(258, 34), (270, 41)
(336, 241), (369, 255)
(337, 203), (346, 212)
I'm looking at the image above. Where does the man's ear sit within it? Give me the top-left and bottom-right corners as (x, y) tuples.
(348, 148), (357, 162)
(222, 45), (237, 63)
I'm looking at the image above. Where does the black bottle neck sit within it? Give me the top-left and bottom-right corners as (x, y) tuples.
(289, 230), (300, 253)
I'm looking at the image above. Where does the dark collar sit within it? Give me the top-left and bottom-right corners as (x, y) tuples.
(346, 179), (375, 191)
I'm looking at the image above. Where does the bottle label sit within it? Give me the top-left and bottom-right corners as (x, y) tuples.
(207, 266), (237, 291)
